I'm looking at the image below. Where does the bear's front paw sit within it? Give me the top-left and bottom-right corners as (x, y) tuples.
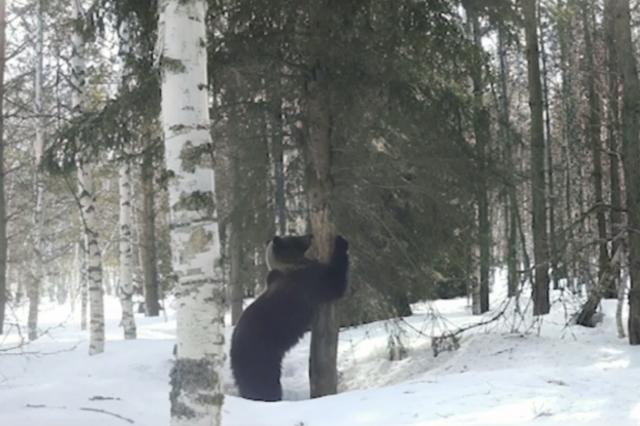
(334, 235), (348, 253)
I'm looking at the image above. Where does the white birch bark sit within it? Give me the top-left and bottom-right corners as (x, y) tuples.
(80, 239), (88, 331)
(72, 0), (104, 355)
(119, 159), (136, 339)
(159, 1), (224, 424)
(117, 20), (136, 340)
(27, 0), (45, 342)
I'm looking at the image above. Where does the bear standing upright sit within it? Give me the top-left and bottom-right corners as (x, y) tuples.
(230, 234), (349, 401)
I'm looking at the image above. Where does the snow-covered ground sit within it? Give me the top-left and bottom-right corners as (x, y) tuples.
(1, 279), (639, 426)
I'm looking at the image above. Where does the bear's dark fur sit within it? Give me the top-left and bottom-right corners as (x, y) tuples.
(230, 235), (349, 401)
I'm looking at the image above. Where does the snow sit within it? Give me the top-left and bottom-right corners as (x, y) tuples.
(1, 277), (640, 426)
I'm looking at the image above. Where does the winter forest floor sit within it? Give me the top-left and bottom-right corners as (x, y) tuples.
(1, 275), (640, 426)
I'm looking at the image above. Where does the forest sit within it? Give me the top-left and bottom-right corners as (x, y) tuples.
(1, 0), (640, 425)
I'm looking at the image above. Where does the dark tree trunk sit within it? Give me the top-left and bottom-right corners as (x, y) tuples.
(558, 0), (579, 291)
(468, 7), (490, 314)
(540, 14), (559, 291)
(613, 0), (640, 344)
(0, 0), (6, 334)
(229, 222), (244, 325)
(576, 3), (611, 327)
(605, 0), (623, 300)
(523, 0), (550, 315)
(304, 42), (339, 398)
(140, 147), (160, 317)
(497, 27), (519, 298)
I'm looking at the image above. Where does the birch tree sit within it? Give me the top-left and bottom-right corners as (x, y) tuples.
(72, 0), (104, 355)
(116, 20), (136, 339)
(119, 158), (136, 339)
(28, 0), (46, 342)
(159, 1), (224, 424)
(0, 0), (6, 335)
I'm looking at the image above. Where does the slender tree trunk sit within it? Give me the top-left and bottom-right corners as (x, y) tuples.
(140, 147), (160, 316)
(304, 7), (340, 395)
(558, 0), (579, 291)
(576, 4), (611, 327)
(523, 0), (550, 315)
(0, 0), (6, 335)
(159, 1), (225, 424)
(605, 0), (623, 300)
(468, 7), (490, 314)
(498, 27), (519, 298)
(72, 0), (104, 355)
(229, 222), (244, 326)
(540, 14), (559, 291)
(613, 0), (640, 345)
(80, 239), (88, 330)
(617, 256), (627, 338)
(28, 0), (46, 342)
(117, 20), (136, 339)
(119, 158), (136, 339)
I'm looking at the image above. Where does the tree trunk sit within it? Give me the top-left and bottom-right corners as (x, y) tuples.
(140, 146), (160, 316)
(304, 30), (339, 397)
(498, 26), (519, 298)
(605, 0), (623, 300)
(0, 0), (5, 336)
(576, 3), (611, 327)
(558, 0), (582, 291)
(540, 13), (559, 291)
(80, 239), (88, 331)
(159, 1), (225, 424)
(523, 0), (550, 315)
(613, 0), (640, 345)
(117, 21), (136, 339)
(468, 7), (490, 314)
(28, 0), (46, 342)
(72, 0), (104, 355)
(229, 222), (244, 326)
(119, 158), (136, 339)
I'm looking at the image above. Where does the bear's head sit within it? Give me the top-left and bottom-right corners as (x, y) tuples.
(265, 234), (313, 272)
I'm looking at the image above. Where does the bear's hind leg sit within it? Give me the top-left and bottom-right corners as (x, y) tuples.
(233, 355), (283, 402)
(237, 366), (282, 402)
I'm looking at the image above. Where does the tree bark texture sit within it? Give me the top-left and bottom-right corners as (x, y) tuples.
(523, 0), (550, 315)
(140, 147), (160, 316)
(159, 1), (225, 424)
(613, 0), (640, 344)
(72, 0), (104, 355)
(0, 0), (5, 337)
(301, 0), (342, 399)
(469, 7), (490, 314)
(575, 4), (612, 326)
(79, 239), (88, 331)
(540, 15), (559, 291)
(605, 0), (623, 300)
(117, 21), (136, 339)
(498, 27), (519, 298)
(305, 61), (340, 399)
(229, 221), (244, 326)
(28, 0), (46, 342)
(119, 158), (137, 339)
